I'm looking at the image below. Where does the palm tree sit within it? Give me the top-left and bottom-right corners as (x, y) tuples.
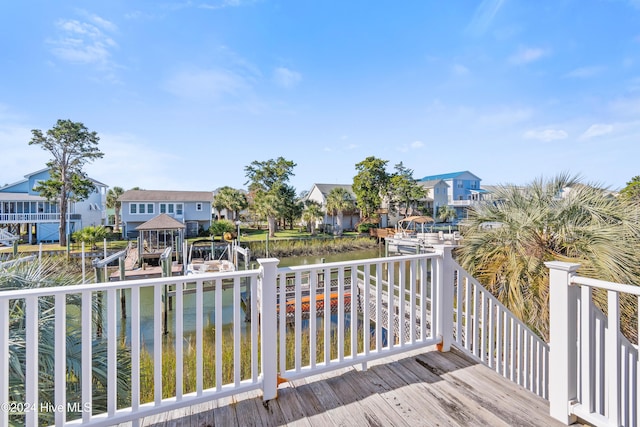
(301, 201), (324, 235)
(106, 186), (124, 232)
(3, 257), (131, 425)
(437, 205), (457, 223)
(457, 173), (640, 341)
(213, 187), (247, 221)
(72, 225), (108, 250)
(251, 191), (280, 237)
(326, 187), (355, 235)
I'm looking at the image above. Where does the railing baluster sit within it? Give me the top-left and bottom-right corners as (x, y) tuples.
(309, 269), (317, 369)
(278, 272), (287, 373)
(350, 266), (358, 358)
(54, 293), (66, 425)
(153, 284), (162, 404)
(214, 278), (222, 391)
(251, 276), (259, 383)
(175, 282), (183, 400)
(0, 299), (8, 427)
(388, 260), (395, 348)
(363, 264), (370, 363)
(82, 290), (92, 423)
(607, 289), (621, 426)
(338, 266), (345, 361)
(294, 270), (302, 371)
(25, 296), (38, 427)
(324, 266), (331, 364)
(107, 288), (117, 415)
(375, 263), (383, 352)
(420, 258), (428, 342)
(234, 276), (241, 386)
(196, 280), (204, 394)
(131, 286), (140, 411)
(580, 285), (593, 412)
(409, 259), (416, 344)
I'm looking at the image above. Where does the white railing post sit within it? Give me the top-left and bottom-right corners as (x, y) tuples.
(258, 258), (280, 401)
(546, 261), (580, 425)
(434, 245), (455, 352)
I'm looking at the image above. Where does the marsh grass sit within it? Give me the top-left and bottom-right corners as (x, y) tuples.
(137, 321), (375, 402)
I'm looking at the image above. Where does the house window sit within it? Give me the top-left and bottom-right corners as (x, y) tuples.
(130, 204), (137, 214)
(176, 203), (183, 215)
(168, 204), (174, 214)
(160, 203), (166, 214)
(196, 203), (203, 211)
(147, 204), (154, 214)
(139, 204), (145, 214)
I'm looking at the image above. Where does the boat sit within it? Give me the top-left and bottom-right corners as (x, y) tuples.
(277, 292), (351, 314)
(186, 239), (235, 274)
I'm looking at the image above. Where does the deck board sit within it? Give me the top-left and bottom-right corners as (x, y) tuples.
(138, 345), (579, 427)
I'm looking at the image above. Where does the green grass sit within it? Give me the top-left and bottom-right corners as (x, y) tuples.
(137, 323), (373, 403)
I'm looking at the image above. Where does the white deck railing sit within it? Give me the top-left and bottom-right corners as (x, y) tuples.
(452, 260), (549, 399)
(547, 261), (639, 427)
(1, 247), (555, 426)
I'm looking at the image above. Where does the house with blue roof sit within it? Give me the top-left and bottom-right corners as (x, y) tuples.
(419, 171), (487, 218)
(0, 168), (107, 245)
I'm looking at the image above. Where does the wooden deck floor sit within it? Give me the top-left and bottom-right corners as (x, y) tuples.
(133, 346), (577, 427)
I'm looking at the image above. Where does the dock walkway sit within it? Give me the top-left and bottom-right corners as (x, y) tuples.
(130, 346), (573, 427)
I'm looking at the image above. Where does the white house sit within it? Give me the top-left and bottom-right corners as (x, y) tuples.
(0, 168), (107, 244)
(304, 184), (360, 232)
(118, 189), (213, 239)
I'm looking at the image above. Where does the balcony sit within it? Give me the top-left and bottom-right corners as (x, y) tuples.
(0, 213), (81, 224)
(0, 249), (636, 426)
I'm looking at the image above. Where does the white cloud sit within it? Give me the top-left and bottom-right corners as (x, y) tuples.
(452, 64), (470, 76)
(273, 67), (302, 89)
(0, 124), (50, 186)
(564, 66), (605, 78)
(164, 67), (251, 101)
(466, 0), (506, 36)
(508, 47), (549, 65)
(477, 108), (533, 126)
(397, 140), (425, 153)
(579, 124), (613, 140)
(47, 17), (118, 66)
(523, 129), (568, 142)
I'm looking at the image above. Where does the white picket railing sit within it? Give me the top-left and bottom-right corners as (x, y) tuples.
(452, 260), (550, 399)
(0, 248), (568, 426)
(547, 261), (639, 427)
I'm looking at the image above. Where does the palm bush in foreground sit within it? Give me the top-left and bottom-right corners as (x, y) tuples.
(2, 257), (131, 426)
(456, 174), (640, 342)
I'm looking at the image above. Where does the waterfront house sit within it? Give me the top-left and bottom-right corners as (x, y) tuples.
(0, 168), (107, 244)
(118, 189), (213, 239)
(304, 183), (360, 232)
(419, 171), (487, 219)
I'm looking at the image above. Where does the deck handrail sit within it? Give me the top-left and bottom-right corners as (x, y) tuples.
(1, 247), (554, 426)
(547, 261), (639, 427)
(451, 259), (550, 399)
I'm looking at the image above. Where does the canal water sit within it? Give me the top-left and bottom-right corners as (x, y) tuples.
(116, 248), (384, 352)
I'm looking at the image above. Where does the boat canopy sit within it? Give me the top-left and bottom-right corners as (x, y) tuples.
(397, 215), (435, 233)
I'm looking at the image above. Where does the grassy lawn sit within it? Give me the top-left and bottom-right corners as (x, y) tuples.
(1, 228), (364, 255)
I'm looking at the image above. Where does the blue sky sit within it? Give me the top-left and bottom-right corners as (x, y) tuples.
(1, 0), (639, 193)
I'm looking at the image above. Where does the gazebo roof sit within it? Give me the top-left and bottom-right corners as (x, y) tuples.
(136, 214), (186, 231)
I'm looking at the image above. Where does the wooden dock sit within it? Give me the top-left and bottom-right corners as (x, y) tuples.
(129, 345), (578, 427)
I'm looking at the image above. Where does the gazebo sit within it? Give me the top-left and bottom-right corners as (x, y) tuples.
(135, 214), (185, 266)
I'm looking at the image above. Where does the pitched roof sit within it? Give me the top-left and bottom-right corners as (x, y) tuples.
(420, 171), (480, 181)
(419, 179), (449, 188)
(119, 189), (213, 202)
(311, 183), (354, 197)
(135, 213), (186, 230)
